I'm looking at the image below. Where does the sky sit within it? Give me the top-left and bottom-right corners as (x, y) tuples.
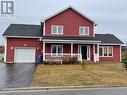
(0, 0), (127, 45)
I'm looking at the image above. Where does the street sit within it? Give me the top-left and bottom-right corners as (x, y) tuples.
(0, 87), (127, 95)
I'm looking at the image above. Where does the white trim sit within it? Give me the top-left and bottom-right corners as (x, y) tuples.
(51, 25), (63, 35)
(41, 6), (96, 24)
(51, 45), (63, 57)
(43, 39), (101, 43)
(120, 45), (121, 62)
(100, 43), (123, 45)
(93, 44), (95, 62)
(14, 47), (36, 63)
(43, 21), (45, 35)
(43, 42), (45, 61)
(97, 43), (99, 61)
(71, 43), (73, 58)
(99, 46), (113, 57)
(78, 45), (90, 61)
(87, 46), (90, 60)
(4, 38), (7, 63)
(79, 26), (89, 36)
(4, 36), (41, 38)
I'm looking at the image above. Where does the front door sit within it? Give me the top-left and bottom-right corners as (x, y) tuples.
(78, 45), (90, 61)
(81, 46), (87, 60)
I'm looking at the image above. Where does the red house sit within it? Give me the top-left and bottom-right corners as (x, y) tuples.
(3, 6), (123, 63)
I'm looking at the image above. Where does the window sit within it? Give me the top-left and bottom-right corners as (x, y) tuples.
(79, 26), (89, 35)
(109, 47), (113, 56)
(99, 46), (113, 57)
(99, 47), (103, 56)
(52, 25), (63, 34)
(51, 45), (63, 56)
(104, 47), (108, 56)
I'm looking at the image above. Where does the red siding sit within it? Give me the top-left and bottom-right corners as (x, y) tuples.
(99, 45), (120, 62)
(45, 8), (94, 37)
(6, 38), (42, 63)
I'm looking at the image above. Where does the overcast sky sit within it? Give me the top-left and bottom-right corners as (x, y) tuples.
(0, 0), (127, 45)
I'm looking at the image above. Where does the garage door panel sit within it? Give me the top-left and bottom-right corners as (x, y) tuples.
(14, 48), (36, 63)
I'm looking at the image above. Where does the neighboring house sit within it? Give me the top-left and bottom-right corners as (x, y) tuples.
(3, 6), (123, 63)
(0, 46), (4, 61)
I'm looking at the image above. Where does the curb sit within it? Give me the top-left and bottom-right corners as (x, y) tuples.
(0, 85), (127, 91)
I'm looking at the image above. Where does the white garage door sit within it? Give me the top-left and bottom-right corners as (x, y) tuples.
(14, 48), (36, 63)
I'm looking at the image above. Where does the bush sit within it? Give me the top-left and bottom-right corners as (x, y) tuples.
(122, 55), (127, 70)
(62, 56), (78, 64)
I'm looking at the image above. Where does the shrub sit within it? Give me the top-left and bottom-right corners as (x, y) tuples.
(70, 57), (78, 64)
(62, 56), (71, 64)
(62, 56), (78, 64)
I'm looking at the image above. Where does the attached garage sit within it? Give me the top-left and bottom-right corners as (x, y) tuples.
(14, 48), (36, 63)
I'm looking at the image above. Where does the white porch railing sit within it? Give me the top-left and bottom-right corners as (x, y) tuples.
(44, 53), (82, 62)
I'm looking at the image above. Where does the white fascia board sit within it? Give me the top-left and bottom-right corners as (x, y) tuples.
(99, 43), (123, 45)
(42, 39), (101, 43)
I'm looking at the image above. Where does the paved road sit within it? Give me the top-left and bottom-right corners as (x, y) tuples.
(0, 63), (36, 88)
(0, 87), (127, 95)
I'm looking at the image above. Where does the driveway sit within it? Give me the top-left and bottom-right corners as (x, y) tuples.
(0, 63), (36, 88)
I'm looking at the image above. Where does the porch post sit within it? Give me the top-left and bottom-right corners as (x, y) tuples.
(97, 43), (99, 62)
(71, 43), (73, 58)
(43, 42), (45, 61)
(93, 44), (95, 62)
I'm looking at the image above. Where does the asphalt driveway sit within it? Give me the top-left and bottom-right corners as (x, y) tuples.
(0, 63), (36, 88)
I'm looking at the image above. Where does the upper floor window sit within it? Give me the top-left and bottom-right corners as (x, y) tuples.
(51, 25), (63, 34)
(99, 46), (113, 57)
(79, 26), (89, 36)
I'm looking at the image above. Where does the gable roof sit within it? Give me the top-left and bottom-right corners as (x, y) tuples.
(95, 34), (123, 44)
(42, 6), (96, 24)
(3, 24), (123, 45)
(3, 24), (42, 38)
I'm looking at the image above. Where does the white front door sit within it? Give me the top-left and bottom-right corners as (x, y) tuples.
(14, 48), (36, 63)
(78, 45), (90, 61)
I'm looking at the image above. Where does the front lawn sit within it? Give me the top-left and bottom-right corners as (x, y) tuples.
(32, 63), (127, 87)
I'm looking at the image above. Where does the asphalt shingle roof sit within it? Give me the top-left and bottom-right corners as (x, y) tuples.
(95, 34), (123, 44)
(3, 24), (42, 37)
(3, 24), (123, 44)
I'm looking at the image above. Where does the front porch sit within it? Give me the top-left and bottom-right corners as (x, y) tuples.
(42, 41), (100, 63)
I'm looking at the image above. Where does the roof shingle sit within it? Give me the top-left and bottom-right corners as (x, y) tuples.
(3, 24), (42, 37)
(95, 34), (123, 44)
(3, 24), (123, 44)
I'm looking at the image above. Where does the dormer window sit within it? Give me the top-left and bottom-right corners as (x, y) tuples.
(79, 26), (89, 36)
(51, 25), (63, 34)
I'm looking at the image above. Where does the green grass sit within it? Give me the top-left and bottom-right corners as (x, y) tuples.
(32, 63), (127, 87)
